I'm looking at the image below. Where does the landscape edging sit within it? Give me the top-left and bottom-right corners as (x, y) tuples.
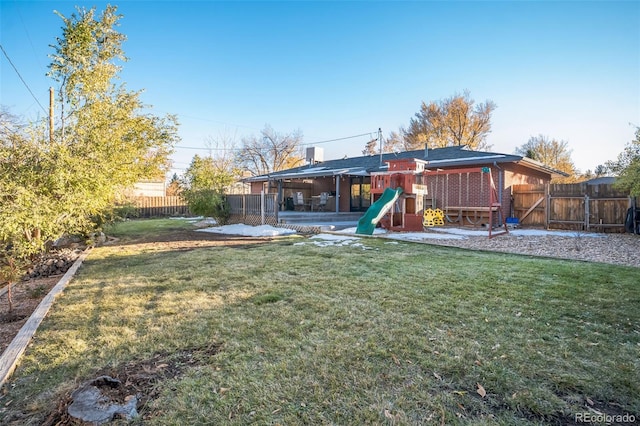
(0, 248), (92, 388)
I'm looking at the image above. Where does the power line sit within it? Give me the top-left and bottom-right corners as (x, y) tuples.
(174, 131), (376, 152)
(0, 44), (47, 115)
(302, 132), (373, 146)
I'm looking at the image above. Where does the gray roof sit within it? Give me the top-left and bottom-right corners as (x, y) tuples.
(585, 176), (616, 185)
(246, 145), (566, 182)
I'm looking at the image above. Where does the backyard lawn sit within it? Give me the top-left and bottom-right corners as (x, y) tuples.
(1, 219), (638, 425)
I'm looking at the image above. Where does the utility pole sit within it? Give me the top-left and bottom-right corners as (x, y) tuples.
(49, 87), (54, 143)
(378, 128), (383, 166)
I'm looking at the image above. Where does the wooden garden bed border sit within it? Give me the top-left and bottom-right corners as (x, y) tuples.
(0, 248), (91, 388)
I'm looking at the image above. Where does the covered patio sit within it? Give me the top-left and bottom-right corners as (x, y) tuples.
(246, 166), (372, 214)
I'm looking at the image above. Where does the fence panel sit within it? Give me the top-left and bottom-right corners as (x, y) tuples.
(512, 184), (633, 232)
(132, 196), (189, 218)
(226, 193), (278, 226)
(549, 196), (585, 229)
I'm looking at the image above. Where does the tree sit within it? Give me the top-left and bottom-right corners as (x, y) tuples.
(166, 173), (182, 196)
(1, 5), (179, 312)
(403, 91), (496, 151)
(179, 154), (235, 224)
(594, 164), (609, 177)
(607, 127), (640, 196)
(362, 137), (378, 156)
(383, 130), (405, 153)
(362, 131), (403, 155)
(47, 5), (179, 227)
(515, 135), (578, 183)
(236, 125), (304, 176)
(181, 155), (235, 194)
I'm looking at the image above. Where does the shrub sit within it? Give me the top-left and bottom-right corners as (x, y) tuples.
(184, 190), (230, 225)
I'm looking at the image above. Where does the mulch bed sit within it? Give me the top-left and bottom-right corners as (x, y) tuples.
(0, 277), (59, 355)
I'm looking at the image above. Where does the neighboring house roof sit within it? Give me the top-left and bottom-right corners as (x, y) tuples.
(246, 146), (567, 182)
(585, 176), (616, 185)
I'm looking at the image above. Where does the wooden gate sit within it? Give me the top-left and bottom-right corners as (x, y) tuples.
(512, 184), (634, 232)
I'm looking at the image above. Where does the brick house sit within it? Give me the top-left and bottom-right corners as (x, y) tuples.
(246, 145), (565, 228)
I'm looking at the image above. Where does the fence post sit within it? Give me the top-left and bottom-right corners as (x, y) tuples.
(545, 183), (550, 230)
(242, 195), (246, 220)
(261, 190), (265, 225)
(584, 194), (590, 231)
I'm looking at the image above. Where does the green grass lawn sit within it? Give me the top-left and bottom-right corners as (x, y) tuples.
(1, 219), (639, 425)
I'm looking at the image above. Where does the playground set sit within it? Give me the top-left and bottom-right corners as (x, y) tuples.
(356, 158), (508, 238)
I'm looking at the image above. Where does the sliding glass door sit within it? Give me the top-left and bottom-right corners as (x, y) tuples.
(350, 177), (371, 212)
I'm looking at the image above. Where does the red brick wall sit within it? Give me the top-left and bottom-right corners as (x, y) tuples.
(423, 165), (551, 224)
(425, 169), (497, 209)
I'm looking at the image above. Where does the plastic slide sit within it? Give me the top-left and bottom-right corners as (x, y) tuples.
(355, 187), (403, 235)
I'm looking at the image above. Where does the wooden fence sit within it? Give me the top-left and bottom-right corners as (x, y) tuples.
(226, 193), (278, 226)
(131, 196), (190, 218)
(129, 194), (279, 225)
(512, 184), (636, 232)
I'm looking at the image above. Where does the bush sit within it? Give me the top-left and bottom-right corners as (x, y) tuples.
(184, 190), (230, 225)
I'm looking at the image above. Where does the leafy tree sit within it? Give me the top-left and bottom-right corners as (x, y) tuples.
(402, 91), (496, 151)
(1, 5), (178, 313)
(180, 155), (234, 224)
(515, 135), (578, 183)
(0, 120), (69, 312)
(184, 189), (230, 225)
(236, 125), (304, 176)
(607, 127), (640, 196)
(47, 4), (178, 226)
(181, 155), (235, 194)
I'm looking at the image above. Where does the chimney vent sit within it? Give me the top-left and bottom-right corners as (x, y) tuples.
(306, 147), (324, 164)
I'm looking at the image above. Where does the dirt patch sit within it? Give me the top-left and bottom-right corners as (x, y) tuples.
(41, 343), (222, 425)
(0, 277), (59, 354)
(112, 227), (274, 248)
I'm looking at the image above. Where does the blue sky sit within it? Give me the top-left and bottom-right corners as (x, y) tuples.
(1, 1), (639, 177)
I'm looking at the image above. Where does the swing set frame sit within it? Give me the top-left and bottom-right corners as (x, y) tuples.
(424, 166), (508, 239)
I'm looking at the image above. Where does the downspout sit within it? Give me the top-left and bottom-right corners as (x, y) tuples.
(493, 162), (504, 224)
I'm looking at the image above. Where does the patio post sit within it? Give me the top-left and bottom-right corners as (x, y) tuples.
(335, 174), (340, 213)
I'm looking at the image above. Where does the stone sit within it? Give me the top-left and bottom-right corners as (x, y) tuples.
(67, 376), (138, 424)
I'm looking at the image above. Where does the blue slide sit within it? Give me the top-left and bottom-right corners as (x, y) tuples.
(355, 187), (403, 235)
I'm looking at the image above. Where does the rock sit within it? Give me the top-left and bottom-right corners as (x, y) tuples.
(24, 248), (83, 279)
(53, 234), (84, 249)
(91, 232), (107, 246)
(67, 376), (138, 424)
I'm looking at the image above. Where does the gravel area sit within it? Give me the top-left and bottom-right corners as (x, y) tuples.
(410, 229), (640, 268)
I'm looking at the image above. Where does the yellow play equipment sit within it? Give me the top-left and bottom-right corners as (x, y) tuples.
(422, 208), (445, 228)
